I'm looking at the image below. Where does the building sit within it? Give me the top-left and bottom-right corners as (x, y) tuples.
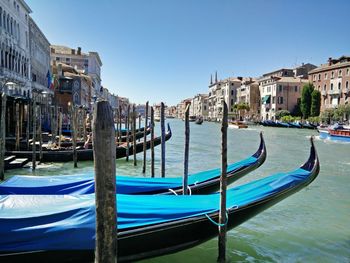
(293, 63), (317, 79)
(190, 93), (208, 119)
(0, 0), (32, 97)
(166, 105), (177, 118)
(236, 78), (260, 120)
(259, 76), (308, 120)
(308, 56), (350, 111)
(28, 17), (51, 97)
(52, 62), (92, 113)
(208, 72), (242, 121)
(177, 98), (191, 119)
(50, 45), (102, 101)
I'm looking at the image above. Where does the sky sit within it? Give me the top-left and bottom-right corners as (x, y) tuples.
(27, 0), (350, 106)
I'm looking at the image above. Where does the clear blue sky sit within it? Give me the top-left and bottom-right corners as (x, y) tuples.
(27, 0), (350, 106)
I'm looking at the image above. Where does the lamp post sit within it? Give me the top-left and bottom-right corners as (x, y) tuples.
(0, 81), (17, 180)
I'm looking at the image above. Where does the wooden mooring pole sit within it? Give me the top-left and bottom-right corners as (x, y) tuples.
(118, 105), (122, 146)
(32, 97), (37, 171)
(26, 103), (30, 150)
(15, 102), (20, 151)
(183, 104), (190, 195)
(58, 110), (63, 149)
(93, 100), (117, 263)
(142, 101), (149, 174)
(0, 93), (7, 180)
(38, 105), (43, 162)
(160, 102), (165, 177)
(150, 106), (155, 177)
(138, 114), (141, 142)
(71, 105), (78, 168)
(217, 101), (228, 263)
(132, 105), (137, 166)
(126, 104), (130, 162)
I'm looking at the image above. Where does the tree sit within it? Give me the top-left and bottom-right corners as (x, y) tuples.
(275, 110), (290, 120)
(291, 99), (302, 117)
(301, 83), (314, 119)
(310, 90), (321, 117)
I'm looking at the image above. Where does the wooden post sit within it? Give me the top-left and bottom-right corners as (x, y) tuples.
(15, 102), (20, 150)
(150, 106), (155, 177)
(132, 105), (137, 166)
(93, 101), (117, 263)
(58, 111), (63, 148)
(183, 104), (190, 195)
(83, 109), (87, 142)
(71, 105), (78, 168)
(125, 104), (130, 161)
(218, 101), (228, 263)
(0, 93), (7, 180)
(32, 97), (37, 171)
(19, 102), (23, 147)
(138, 114), (141, 142)
(160, 102), (165, 177)
(26, 103), (30, 150)
(118, 105), (122, 146)
(142, 101), (149, 174)
(38, 105), (43, 162)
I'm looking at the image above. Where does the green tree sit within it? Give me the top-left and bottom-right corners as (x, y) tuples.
(301, 83), (314, 119)
(310, 90), (321, 117)
(275, 110), (290, 120)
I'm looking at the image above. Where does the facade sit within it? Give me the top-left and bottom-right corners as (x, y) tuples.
(259, 76), (308, 120)
(308, 56), (350, 111)
(208, 74), (242, 120)
(52, 62), (92, 113)
(190, 93), (208, 118)
(166, 105), (177, 117)
(176, 98), (191, 119)
(0, 0), (32, 96)
(28, 16), (51, 96)
(50, 45), (102, 101)
(293, 63), (317, 79)
(236, 78), (260, 120)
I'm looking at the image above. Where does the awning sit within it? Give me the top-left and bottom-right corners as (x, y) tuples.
(262, 95), (271, 104)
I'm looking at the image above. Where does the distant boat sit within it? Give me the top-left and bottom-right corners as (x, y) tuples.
(318, 124), (350, 142)
(189, 115), (196, 122)
(228, 121), (248, 129)
(195, 117), (203, 125)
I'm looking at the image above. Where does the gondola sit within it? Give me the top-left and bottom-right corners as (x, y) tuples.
(5, 124), (172, 163)
(0, 138), (319, 263)
(195, 117), (203, 125)
(0, 133), (266, 195)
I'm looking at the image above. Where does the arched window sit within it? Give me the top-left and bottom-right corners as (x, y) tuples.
(323, 84), (327, 91)
(346, 81), (349, 89)
(10, 17), (13, 35)
(3, 11), (6, 31)
(331, 83), (333, 90)
(338, 82), (341, 90)
(7, 14), (10, 33)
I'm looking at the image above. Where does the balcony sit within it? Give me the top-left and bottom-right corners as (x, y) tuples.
(0, 67), (28, 85)
(328, 89), (341, 95)
(321, 90), (327, 96)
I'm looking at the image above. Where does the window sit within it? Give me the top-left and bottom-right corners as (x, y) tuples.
(231, 89), (234, 95)
(66, 58), (70, 62)
(338, 82), (341, 90)
(318, 74), (321, 80)
(272, 96), (275, 104)
(313, 75), (316, 81)
(338, 70), (342, 77)
(325, 73), (328, 79)
(56, 57), (60, 61)
(279, 85), (282, 92)
(278, 97), (284, 104)
(346, 81), (349, 90)
(347, 68), (350, 76)
(323, 84), (327, 91)
(230, 99), (233, 105)
(331, 83), (333, 90)
(331, 71), (334, 78)
(295, 86), (298, 92)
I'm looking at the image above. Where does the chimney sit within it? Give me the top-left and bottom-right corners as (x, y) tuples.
(237, 76), (243, 81)
(77, 47), (81, 55)
(71, 49), (75, 55)
(328, 57), (332, 65)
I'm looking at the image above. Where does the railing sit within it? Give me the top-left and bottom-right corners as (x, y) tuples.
(328, 89), (341, 95)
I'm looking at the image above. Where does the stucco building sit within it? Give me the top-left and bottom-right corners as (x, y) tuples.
(236, 78), (260, 120)
(190, 93), (208, 119)
(308, 56), (350, 111)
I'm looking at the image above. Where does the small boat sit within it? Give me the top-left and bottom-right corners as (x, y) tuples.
(0, 134), (266, 195)
(189, 115), (196, 122)
(275, 121), (290, 128)
(228, 121), (248, 129)
(0, 138), (319, 263)
(5, 124), (172, 162)
(195, 117), (203, 125)
(318, 124), (350, 142)
(288, 122), (302, 128)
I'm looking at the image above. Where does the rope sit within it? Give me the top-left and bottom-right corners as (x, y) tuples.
(205, 211), (229, 227)
(187, 185), (192, 195)
(168, 188), (178, 195)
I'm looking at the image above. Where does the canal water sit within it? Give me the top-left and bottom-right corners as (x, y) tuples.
(5, 119), (350, 262)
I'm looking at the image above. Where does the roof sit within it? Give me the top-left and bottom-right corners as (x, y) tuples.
(19, 0), (32, 13)
(51, 45), (88, 56)
(308, 58), (350, 74)
(275, 76), (309, 84)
